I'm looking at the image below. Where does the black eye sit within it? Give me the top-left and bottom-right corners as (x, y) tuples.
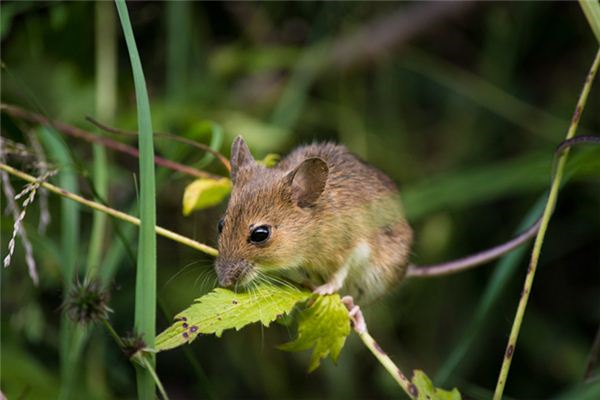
(217, 218), (224, 234)
(249, 225), (271, 244)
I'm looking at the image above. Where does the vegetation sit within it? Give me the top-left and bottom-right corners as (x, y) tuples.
(1, 2), (599, 399)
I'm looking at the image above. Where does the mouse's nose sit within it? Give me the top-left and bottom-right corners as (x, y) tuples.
(215, 259), (249, 287)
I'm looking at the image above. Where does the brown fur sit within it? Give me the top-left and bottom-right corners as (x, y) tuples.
(216, 137), (412, 303)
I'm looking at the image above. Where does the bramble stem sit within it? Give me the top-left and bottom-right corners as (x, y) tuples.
(357, 329), (417, 399)
(0, 162), (218, 257)
(493, 48), (600, 399)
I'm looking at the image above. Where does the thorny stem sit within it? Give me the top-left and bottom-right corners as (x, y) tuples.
(357, 329), (417, 399)
(0, 162), (218, 257)
(493, 48), (600, 400)
(0, 103), (220, 180)
(344, 297), (416, 399)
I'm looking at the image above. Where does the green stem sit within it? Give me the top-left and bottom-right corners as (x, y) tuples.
(493, 48), (600, 400)
(102, 319), (125, 349)
(86, 1), (116, 281)
(140, 356), (170, 400)
(0, 163), (218, 257)
(101, 319), (170, 400)
(357, 329), (416, 399)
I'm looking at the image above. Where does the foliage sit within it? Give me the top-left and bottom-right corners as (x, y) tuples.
(156, 285), (311, 350)
(279, 294), (350, 372)
(115, 0), (158, 397)
(156, 287), (352, 374)
(1, 2), (599, 399)
(182, 177), (232, 215)
(411, 370), (462, 400)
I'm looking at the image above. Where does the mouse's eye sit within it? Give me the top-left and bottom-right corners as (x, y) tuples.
(249, 225), (271, 244)
(217, 218), (224, 234)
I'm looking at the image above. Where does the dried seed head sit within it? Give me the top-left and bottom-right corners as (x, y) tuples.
(121, 333), (146, 359)
(63, 279), (111, 325)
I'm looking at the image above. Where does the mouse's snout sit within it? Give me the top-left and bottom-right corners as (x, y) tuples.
(215, 258), (252, 288)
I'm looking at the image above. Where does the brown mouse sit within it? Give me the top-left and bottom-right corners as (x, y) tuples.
(215, 136), (412, 303)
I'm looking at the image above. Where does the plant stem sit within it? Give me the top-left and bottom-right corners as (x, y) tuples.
(0, 103), (219, 180)
(493, 48), (600, 400)
(357, 329), (416, 399)
(140, 356), (170, 400)
(0, 163), (218, 257)
(102, 319), (125, 349)
(86, 0), (115, 282)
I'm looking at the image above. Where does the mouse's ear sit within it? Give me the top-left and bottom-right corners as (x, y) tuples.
(230, 136), (254, 183)
(286, 157), (329, 208)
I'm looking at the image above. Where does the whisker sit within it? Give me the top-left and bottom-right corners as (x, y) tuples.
(162, 260), (204, 290)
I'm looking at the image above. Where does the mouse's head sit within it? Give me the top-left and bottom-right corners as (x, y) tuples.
(215, 136), (328, 288)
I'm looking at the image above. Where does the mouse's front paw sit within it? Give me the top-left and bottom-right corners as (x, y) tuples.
(313, 282), (339, 296)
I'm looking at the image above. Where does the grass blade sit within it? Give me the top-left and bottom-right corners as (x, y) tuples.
(115, 1), (158, 398)
(86, 1), (116, 281)
(37, 127), (80, 400)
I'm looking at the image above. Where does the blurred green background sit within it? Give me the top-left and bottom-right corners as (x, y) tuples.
(1, 2), (599, 399)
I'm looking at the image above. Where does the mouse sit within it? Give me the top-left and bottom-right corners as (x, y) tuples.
(215, 136), (413, 304)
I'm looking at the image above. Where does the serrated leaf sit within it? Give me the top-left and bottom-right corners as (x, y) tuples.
(279, 294), (350, 372)
(257, 153), (281, 168)
(411, 370), (462, 400)
(156, 285), (311, 351)
(182, 177), (232, 216)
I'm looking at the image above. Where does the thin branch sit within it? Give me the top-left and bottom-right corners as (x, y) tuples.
(344, 297), (416, 398)
(357, 329), (416, 399)
(85, 115), (231, 172)
(493, 48), (600, 400)
(0, 103), (220, 180)
(0, 162), (218, 258)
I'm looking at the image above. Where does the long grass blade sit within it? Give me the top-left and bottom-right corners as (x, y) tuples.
(115, 1), (158, 398)
(37, 127), (81, 400)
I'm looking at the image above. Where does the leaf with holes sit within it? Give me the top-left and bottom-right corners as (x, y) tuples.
(155, 285), (311, 351)
(411, 370), (462, 400)
(182, 177), (232, 216)
(279, 294), (350, 372)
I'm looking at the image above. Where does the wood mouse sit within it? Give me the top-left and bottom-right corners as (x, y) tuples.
(215, 136), (413, 303)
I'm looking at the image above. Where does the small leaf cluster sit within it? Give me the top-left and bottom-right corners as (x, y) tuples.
(155, 284), (350, 372)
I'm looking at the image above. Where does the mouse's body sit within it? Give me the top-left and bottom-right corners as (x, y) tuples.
(216, 137), (412, 303)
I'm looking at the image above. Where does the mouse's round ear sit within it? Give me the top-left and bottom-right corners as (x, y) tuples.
(285, 157), (328, 208)
(230, 136), (254, 183)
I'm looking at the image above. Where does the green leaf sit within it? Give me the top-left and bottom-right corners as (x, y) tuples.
(156, 285), (311, 351)
(182, 177), (232, 216)
(579, 0), (600, 44)
(411, 370), (462, 400)
(257, 153), (281, 168)
(279, 294), (350, 372)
